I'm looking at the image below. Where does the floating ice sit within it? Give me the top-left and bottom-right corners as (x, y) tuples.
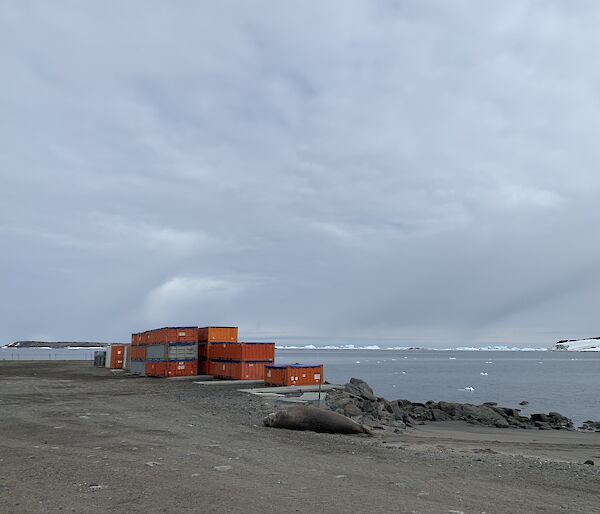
(480, 372), (488, 376)
(448, 357), (457, 360)
(275, 344), (549, 351)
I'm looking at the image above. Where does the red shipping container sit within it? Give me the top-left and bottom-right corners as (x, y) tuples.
(197, 343), (214, 360)
(167, 360), (197, 377)
(264, 364), (324, 386)
(146, 360), (197, 377)
(198, 327), (238, 343)
(264, 365), (287, 386)
(162, 327), (199, 343)
(197, 359), (208, 375)
(109, 344), (126, 369)
(145, 361), (165, 377)
(131, 346), (147, 361)
(209, 360), (268, 380)
(142, 327), (199, 345)
(210, 342), (275, 362)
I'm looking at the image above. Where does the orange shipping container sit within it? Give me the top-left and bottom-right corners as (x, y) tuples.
(138, 327), (198, 345)
(197, 359), (208, 375)
(109, 344), (126, 369)
(131, 346), (147, 361)
(210, 342), (275, 362)
(198, 326), (238, 343)
(264, 364), (324, 386)
(209, 360), (267, 380)
(146, 360), (198, 377)
(197, 343), (214, 360)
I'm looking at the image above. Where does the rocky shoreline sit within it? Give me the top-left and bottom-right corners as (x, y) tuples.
(327, 378), (599, 432)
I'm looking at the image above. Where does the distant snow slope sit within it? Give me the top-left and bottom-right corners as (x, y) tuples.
(553, 338), (600, 351)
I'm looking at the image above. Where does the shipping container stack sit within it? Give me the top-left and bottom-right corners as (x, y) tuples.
(146, 327), (198, 378)
(130, 332), (147, 376)
(128, 324), (320, 383)
(129, 327), (199, 377)
(197, 326), (238, 374)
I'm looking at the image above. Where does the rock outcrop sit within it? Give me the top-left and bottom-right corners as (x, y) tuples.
(580, 420), (600, 432)
(326, 378), (575, 431)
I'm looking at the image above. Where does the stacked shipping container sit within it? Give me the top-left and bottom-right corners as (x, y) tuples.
(197, 327), (238, 374)
(207, 341), (275, 380)
(128, 325), (321, 383)
(130, 327), (199, 377)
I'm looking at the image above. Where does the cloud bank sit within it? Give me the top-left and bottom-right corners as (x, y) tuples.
(2, 1), (600, 346)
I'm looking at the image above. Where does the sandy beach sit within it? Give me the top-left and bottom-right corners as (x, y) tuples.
(1, 361), (599, 514)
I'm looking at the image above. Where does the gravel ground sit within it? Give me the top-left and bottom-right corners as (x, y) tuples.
(0, 361), (599, 514)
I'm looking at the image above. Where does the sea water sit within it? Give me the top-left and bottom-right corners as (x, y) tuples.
(277, 349), (600, 426)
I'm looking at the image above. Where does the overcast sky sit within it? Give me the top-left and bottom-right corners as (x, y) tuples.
(2, 1), (600, 347)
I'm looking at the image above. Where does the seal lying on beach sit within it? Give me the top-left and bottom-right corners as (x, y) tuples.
(264, 406), (374, 435)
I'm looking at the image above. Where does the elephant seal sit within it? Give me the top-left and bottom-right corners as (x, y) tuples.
(264, 406), (374, 436)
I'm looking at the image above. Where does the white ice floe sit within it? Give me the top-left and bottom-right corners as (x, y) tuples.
(275, 344), (549, 351)
(448, 357), (457, 360)
(480, 372), (488, 376)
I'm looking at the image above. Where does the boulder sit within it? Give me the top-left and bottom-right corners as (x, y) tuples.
(437, 401), (462, 417)
(344, 403), (363, 417)
(429, 409), (451, 421)
(580, 420), (600, 432)
(531, 413), (549, 423)
(345, 378), (376, 401)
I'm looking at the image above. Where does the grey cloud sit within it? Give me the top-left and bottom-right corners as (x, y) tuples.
(1, 1), (600, 346)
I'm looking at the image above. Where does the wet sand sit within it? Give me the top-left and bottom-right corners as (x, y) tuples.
(1, 361), (599, 513)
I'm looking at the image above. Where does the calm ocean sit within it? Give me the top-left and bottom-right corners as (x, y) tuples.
(277, 349), (600, 426)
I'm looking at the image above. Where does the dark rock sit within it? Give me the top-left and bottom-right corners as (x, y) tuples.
(499, 407), (521, 418)
(429, 409), (451, 421)
(386, 401), (409, 422)
(580, 420), (600, 432)
(361, 399), (377, 414)
(332, 378), (573, 432)
(437, 401), (461, 416)
(531, 413), (549, 423)
(583, 460), (594, 466)
(345, 378), (376, 401)
(344, 403), (362, 417)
